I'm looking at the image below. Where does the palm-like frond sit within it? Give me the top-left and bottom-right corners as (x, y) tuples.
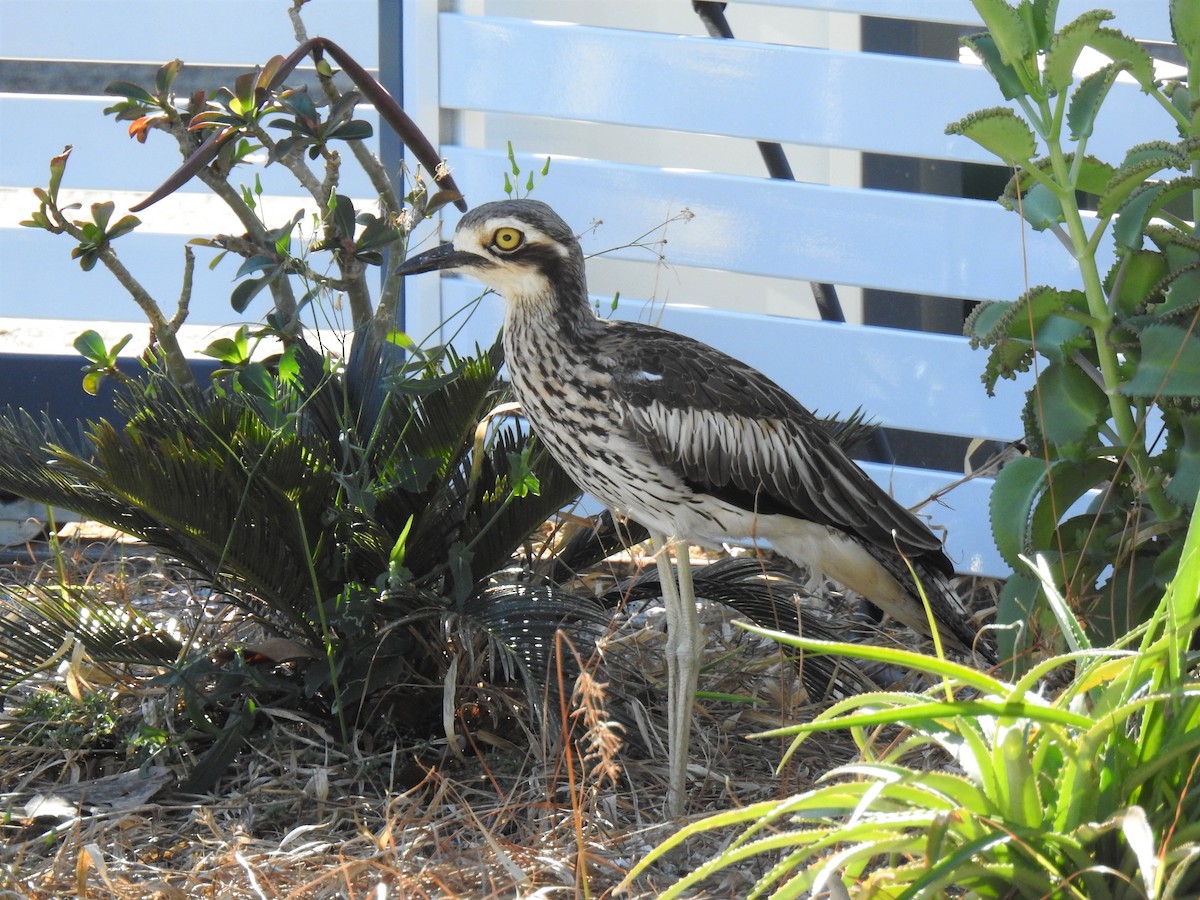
(0, 582), (181, 686)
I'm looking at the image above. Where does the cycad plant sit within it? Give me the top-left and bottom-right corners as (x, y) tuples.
(0, 322), (615, 786)
(3, 9), (612, 787)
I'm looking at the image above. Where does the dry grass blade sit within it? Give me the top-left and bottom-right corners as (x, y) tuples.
(1, 531), (999, 897)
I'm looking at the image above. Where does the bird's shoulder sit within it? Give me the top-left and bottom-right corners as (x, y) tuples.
(598, 319), (813, 423)
(594, 319), (950, 567)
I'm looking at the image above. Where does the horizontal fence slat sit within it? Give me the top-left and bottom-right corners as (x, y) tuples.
(739, 0), (1173, 41)
(438, 147), (1085, 303)
(438, 14), (1176, 165)
(0, 0), (379, 67)
(0, 227), (291, 328)
(1, 96), (381, 196)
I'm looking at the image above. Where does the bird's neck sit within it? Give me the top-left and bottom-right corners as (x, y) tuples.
(502, 262), (602, 352)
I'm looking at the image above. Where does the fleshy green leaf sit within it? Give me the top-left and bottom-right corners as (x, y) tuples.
(1015, 182), (1064, 230)
(1087, 26), (1157, 90)
(230, 275), (270, 313)
(1167, 414), (1200, 507)
(962, 33), (1028, 101)
(1113, 175), (1200, 253)
(73, 330), (109, 363)
(90, 201), (115, 232)
(330, 120), (373, 142)
(236, 362), (276, 402)
(106, 214), (141, 241)
(1031, 361), (1107, 447)
(104, 80), (155, 104)
(1122, 324), (1200, 397)
(1100, 143), (1189, 218)
(946, 107), (1037, 165)
(972, 0), (1034, 69)
(1044, 9), (1114, 94)
(989, 455), (1117, 570)
(1067, 62), (1124, 141)
(1113, 183), (1167, 251)
(1157, 263), (1200, 319)
(1173, 0), (1200, 61)
(991, 456), (1050, 569)
(156, 59), (182, 96)
(1106, 250), (1168, 316)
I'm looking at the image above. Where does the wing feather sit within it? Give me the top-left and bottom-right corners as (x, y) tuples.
(605, 320), (950, 573)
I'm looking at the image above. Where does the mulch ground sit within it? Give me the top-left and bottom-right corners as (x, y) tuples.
(0, 527), (994, 898)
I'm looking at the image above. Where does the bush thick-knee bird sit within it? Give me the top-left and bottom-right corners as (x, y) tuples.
(398, 198), (993, 815)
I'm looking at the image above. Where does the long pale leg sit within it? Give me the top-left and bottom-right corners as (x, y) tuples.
(650, 532), (700, 818)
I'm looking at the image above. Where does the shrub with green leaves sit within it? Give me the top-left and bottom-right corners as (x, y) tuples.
(2, 14), (597, 789)
(947, 0), (1200, 660)
(623, 502), (1200, 896)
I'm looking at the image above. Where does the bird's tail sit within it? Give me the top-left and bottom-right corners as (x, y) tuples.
(873, 550), (997, 665)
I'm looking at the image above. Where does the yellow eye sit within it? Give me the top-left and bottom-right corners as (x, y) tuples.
(492, 227), (524, 252)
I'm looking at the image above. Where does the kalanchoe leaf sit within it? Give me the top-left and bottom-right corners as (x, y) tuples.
(991, 456), (1119, 570)
(1013, 182), (1065, 230)
(963, 32), (1028, 101)
(1087, 26), (1157, 91)
(1165, 413), (1200, 507)
(1106, 250), (1169, 316)
(1044, 9), (1114, 94)
(1032, 361), (1107, 448)
(1067, 62), (1125, 141)
(972, 0), (1034, 70)
(1001, 155), (1114, 217)
(965, 286), (1090, 394)
(1100, 142), (1190, 218)
(990, 456), (1048, 569)
(1173, 0), (1200, 62)
(1113, 176), (1200, 253)
(1156, 264), (1200, 319)
(1114, 183), (1167, 251)
(946, 106), (1037, 165)
(1122, 324), (1200, 398)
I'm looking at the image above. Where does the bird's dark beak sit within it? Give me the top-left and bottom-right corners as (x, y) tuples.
(395, 241), (484, 276)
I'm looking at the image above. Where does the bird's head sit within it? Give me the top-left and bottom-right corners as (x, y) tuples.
(396, 199), (584, 302)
